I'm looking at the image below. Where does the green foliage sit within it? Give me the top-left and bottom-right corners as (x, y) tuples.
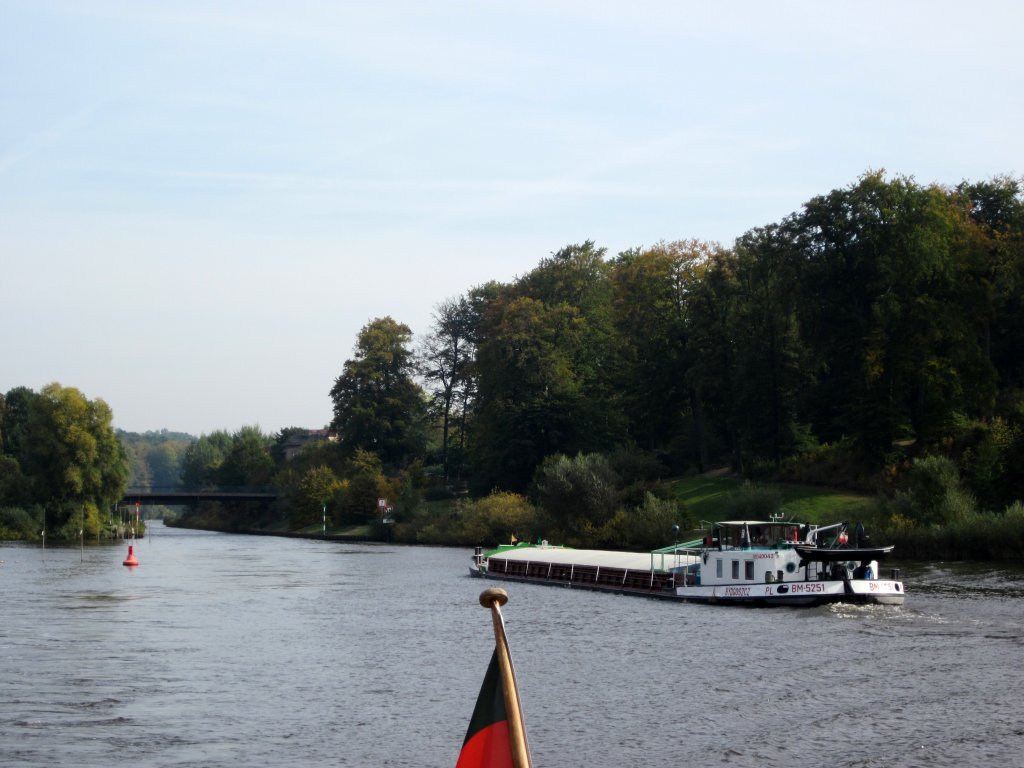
(0, 383), (128, 536)
(335, 449), (388, 525)
(600, 492), (692, 550)
(471, 242), (628, 490)
(606, 445), (667, 486)
(0, 455), (28, 506)
(291, 465), (343, 529)
(795, 172), (1000, 459)
(179, 431), (233, 487)
(473, 296), (589, 489)
(177, 426), (272, 489)
(330, 316), (428, 468)
(879, 503), (1024, 560)
(895, 454), (977, 526)
(166, 172), (1024, 553)
(0, 506), (40, 541)
(946, 414), (1020, 509)
(218, 426), (274, 486)
(532, 452), (619, 544)
(119, 429), (195, 490)
(415, 491), (538, 546)
(50, 501), (104, 540)
(420, 295), (477, 486)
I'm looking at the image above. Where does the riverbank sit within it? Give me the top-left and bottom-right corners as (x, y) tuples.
(163, 518), (376, 543)
(21, 473), (1017, 560)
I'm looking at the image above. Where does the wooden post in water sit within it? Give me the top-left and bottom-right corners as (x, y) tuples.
(479, 587), (533, 768)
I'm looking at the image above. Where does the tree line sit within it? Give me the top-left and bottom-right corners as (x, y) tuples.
(7, 171), (1023, 551)
(338, 174), (1022, 490)
(204, 171), (1018, 551)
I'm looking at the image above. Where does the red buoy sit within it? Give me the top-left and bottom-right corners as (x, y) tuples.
(123, 545), (139, 567)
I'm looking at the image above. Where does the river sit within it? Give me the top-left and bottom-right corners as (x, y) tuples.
(1, 522), (1022, 767)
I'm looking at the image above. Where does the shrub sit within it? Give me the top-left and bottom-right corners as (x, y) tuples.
(335, 450), (388, 524)
(903, 454), (976, 525)
(599, 492), (692, 550)
(0, 506), (39, 540)
(425, 492), (539, 547)
(532, 453), (619, 541)
(291, 465), (344, 529)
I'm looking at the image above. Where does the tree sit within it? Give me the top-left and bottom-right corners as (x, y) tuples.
(610, 240), (724, 467)
(730, 224), (810, 469)
(292, 465), (343, 529)
(330, 317), (428, 468)
(473, 297), (587, 490)
(420, 296), (476, 486)
(794, 171), (989, 458)
(19, 383), (128, 533)
(180, 431), (233, 487)
(532, 452), (619, 544)
(955, 177), (1024, 393)
(1, 386), (35, 463)
(518, 242), (624, 451)
(685, 252), (743, 471)
(336, 449), (388, 524)
(217, 426), (274, 486)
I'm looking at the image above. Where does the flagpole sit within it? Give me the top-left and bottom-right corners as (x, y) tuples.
(479, 588), (532, 768)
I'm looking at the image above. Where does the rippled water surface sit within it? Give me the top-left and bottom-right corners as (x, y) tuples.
(2, 524), (1022, 767)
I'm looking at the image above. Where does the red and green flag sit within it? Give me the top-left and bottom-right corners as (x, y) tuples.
(455, 649), (513, 768)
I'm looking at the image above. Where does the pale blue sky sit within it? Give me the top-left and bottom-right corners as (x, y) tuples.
(2, 0), (1021, 436)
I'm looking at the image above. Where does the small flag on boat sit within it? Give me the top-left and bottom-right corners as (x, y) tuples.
(455, 588), (532, 768)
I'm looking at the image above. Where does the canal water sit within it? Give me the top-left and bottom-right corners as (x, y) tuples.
(1, 523), (1022, 767)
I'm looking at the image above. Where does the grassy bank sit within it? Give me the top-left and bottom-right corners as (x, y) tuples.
(668, 474), (876, 528)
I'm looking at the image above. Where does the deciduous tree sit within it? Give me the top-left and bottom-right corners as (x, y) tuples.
(330, 317), (427, 468)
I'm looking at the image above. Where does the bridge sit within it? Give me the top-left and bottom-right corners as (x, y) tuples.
(120, 487), (278, 507)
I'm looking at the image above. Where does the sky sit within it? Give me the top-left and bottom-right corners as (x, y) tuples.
(2, 1), (1021, 437)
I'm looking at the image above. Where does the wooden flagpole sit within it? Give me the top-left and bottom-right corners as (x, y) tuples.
(479, 587), (533, 768)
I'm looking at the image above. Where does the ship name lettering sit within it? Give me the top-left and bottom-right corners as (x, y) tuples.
(790, 582), (825, 594)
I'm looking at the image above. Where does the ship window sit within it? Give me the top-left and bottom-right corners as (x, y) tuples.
(716, 559), (723, 578)
(745, 561), (754, 580)
(731, 560), (739, 579)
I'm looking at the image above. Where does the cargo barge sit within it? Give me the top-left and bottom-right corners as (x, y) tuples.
(470, 520), (904, 606)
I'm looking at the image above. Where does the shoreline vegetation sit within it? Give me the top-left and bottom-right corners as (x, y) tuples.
(4, 173), (1024, 560)
(152, 471), (1023, 562)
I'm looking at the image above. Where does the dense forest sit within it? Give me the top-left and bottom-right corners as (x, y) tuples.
(167, 172), (1024, 556)
(5, 172), (1024, 555)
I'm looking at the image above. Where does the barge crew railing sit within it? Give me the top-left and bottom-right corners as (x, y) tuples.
(484, 556), (677, 593)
